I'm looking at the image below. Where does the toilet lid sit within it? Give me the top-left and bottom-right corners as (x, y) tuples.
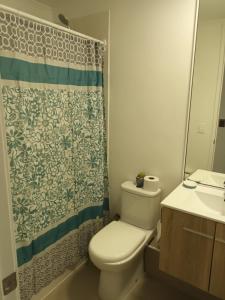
(89, 221), (146, 263)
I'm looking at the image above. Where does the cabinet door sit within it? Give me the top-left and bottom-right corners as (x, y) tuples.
(159, 207), (215, 291)
(210, 223), (225, 299)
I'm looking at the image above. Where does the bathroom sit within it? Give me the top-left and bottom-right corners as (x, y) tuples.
(0, 0), (225, 299)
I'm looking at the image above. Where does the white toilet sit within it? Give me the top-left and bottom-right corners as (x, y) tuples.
(89, 181), (161, 300)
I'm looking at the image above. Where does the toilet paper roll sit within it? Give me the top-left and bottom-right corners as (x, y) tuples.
(143, 175), (160, 192)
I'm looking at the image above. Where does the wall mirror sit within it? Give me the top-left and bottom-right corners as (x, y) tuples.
(185, 0), (225, 187)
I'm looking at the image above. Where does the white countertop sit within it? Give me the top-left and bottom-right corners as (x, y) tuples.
(161, 182), (225, 224)
(188, 169), (225, 188)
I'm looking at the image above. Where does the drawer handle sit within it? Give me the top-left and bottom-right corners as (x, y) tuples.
(215, 238), (225, 244)
(183, 227), (214, 240)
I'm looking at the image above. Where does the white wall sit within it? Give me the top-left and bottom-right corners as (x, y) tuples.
(71, 11), (109, 40)
(39, 0), (198, 214)
(0, 0), (54, 22)
(38, 0), (110, 20)
(108, 0), (198, 213)
(185, 20), (225, 174)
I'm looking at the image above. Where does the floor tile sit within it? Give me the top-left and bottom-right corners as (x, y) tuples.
(45, 263), (197, 300)
(46, 262), (100, 300)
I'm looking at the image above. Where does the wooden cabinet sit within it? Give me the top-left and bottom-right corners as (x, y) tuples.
(210, 223), (225, 299)
(159, 207), (216, 292)
(160, 208), (225, 299)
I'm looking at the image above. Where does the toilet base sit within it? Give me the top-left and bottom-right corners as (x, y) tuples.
(98, 254), (144, 300)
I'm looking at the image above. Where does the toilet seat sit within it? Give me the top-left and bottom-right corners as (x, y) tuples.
(89, 221), (146, 264)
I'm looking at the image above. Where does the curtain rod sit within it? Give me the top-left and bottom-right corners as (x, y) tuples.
(0, 4), (106, 45)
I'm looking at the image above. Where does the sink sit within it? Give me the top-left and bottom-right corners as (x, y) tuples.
(191, 189), (225, 216)
(161, 183), (225, 223)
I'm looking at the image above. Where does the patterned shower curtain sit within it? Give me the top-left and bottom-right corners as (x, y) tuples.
(0, 7), (108, 300)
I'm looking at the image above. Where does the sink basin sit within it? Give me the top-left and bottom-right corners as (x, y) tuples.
(191, 190), (225, 216)
(161, 183), (225, 223)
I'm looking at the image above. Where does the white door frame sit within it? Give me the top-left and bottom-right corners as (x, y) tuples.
(0, 82), (20, 300)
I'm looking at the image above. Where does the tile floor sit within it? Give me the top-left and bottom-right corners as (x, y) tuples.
(45, 262), (197, 300)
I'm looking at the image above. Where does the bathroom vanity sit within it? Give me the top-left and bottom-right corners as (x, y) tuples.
(159, 179), (225, 299)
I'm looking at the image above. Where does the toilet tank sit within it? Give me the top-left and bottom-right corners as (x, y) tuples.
(120, 181), (161, 230)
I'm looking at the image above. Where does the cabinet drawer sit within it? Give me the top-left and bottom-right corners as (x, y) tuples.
(159, 207), (215, 291)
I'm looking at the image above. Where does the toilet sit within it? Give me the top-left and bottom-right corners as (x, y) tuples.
(89, 181), (161, 300)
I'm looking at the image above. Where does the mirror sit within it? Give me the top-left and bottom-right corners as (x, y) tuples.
(185, 0), (225, 187)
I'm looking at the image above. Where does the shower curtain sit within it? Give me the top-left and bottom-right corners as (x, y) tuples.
(0, 7), (108, 300)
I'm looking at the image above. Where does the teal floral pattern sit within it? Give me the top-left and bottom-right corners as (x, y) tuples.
(0, 8), (108, 299)
(2, 86), (107, 242)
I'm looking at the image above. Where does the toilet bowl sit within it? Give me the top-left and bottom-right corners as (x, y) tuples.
(89, 181), (161, 300)
(89, 221), (154, 300)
